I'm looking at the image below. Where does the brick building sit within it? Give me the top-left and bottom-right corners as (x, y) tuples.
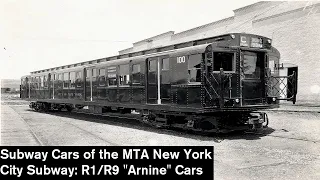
(118, 1), (320, 104)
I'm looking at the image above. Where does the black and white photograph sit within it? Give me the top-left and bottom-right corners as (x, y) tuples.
(1, 0), (320, 179)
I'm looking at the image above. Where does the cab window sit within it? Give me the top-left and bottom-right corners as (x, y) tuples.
(188, 54), (202, 83)
(213, 52), (234, 72)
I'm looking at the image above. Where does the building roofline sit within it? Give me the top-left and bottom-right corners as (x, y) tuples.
(233, 1), (267, 13)
(172, 16), (234, 39)
(133, 31), (175, 45)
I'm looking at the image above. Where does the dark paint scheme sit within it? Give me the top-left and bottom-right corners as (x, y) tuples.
(20, 33), (298, 132)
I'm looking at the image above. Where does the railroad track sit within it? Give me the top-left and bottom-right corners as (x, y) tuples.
(13, 106), (320, 145)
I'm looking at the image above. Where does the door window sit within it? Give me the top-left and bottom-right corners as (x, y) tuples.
(242, 51), (260, 78)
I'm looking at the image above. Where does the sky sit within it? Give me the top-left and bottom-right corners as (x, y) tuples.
(0, 0), (260, 79)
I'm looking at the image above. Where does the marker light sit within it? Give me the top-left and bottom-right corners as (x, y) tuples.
(235, 99), (240, 103)
(230, 34), (235, 39)
(267, 39), (272, 44)
(272, 97), (276, 101)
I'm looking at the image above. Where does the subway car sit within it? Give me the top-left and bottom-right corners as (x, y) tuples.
(20, 33), (298, 133)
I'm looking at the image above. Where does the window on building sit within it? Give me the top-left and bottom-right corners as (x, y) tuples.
(149, 60), (157, 72)
(107, 66), (117, 86)
(132, 64), (141, 84)
(213, 52), (234, 72)
(119, 64), (130, 86)
(188, 54), (202, 83)
(98, 68), (106, 86)
(162, 58), (169, 70)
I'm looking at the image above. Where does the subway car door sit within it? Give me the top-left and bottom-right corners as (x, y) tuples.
(84, 67), (96, 101)
(146, 58), (158, 104)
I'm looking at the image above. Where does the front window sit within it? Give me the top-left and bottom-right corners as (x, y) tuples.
(213, 52), (234, 72)
(242, 51), (260, 78)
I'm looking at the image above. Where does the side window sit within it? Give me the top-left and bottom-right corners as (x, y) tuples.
(107, 66), (117, 86)
(98, 68), (106, 86)
(92, 68), (97, 83)
(149, 60), (157, 72)
(43, 75), (48, 88)
(70, 72), (76, 88)
(188, 54), (202, 83)
(213, 52), (234, 72)
(132, 64), (141, 84)
(162, 58), (169, 70)
(85, 69), (90, 86)
(58, 74), (63, 88)
(63, 72), (69, 88)
(34, 77), (38, 89)
(269, 56), (279, 74)
(75, 71), (82, 87)
(119, 64), (130, 86)
(40, 76), (44, 88)
(37, 76), (40, 89)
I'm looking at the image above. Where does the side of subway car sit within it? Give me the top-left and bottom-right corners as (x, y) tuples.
(20, 33), (298, 133)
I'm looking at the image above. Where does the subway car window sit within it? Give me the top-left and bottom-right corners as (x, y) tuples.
(40, 76), (44, 88)
(75, 71), (82, 87)
(34, 77), (38, 89)
(243, 52), (260, 78)
(92, 69), (97, 77)
(63, 72), (69, 88)
(188, 54), (202, 83)
(162, 58), (169, 70)
(76, 71), (82, 79)
(132, 64), (141, 84)
(107, 66), (117, 86)
(119, 64), (130, 86)
(149, 60), (157, 72)
(98, 68), (106, 86)
(213, 52), (234, 72)
(92, 68), (97, 83)
(269, 56), (278, 74)
(43, 75), (47, 88)
(58, 74), (63, 88)
(70, 72), (75, 88)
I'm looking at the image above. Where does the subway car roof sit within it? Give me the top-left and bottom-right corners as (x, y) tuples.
(27, 32), (275, 76)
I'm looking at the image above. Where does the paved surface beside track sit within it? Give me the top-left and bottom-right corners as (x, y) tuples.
(1, 104), (320, 180)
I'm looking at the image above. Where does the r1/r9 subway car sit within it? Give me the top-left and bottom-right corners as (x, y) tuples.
(20, 33), (298, 133)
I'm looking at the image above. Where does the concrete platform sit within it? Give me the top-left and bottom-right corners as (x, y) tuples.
(0, 105), (42, 146)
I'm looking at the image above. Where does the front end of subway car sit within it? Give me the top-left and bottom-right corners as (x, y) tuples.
(201, 33), (298, 131)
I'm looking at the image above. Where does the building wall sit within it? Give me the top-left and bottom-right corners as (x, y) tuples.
(119, 1), (320, 104)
